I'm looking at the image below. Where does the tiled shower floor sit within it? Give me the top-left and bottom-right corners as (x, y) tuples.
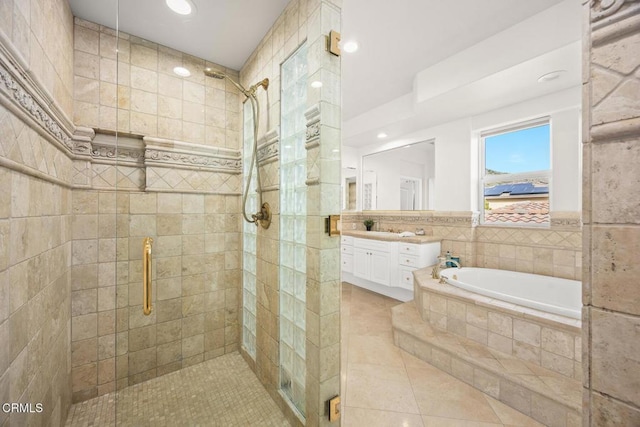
(65, 353), (290, 427)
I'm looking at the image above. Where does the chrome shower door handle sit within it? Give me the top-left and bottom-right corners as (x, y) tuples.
(143, 237), (153, 315)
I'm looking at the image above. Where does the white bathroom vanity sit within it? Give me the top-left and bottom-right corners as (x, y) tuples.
(341, 231), (441, 301)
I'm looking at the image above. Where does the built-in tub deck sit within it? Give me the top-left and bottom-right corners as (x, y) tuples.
(391, 266), (583, 427)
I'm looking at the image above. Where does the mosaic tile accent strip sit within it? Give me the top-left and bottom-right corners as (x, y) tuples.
(64, 352), (290, 426)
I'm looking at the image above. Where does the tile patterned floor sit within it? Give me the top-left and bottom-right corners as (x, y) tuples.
(66, 284), (545, 426)
(65, 352), (290, 427)
(341, 283), (544, 427)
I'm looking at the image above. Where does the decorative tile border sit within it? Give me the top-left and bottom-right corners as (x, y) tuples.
(305, 104), (321, 186)
(256, 128), (279, 165)
(144, 137), (241, 173)
(592, 0), (640, 25)
(342, 211), (478, 226)
(67, 132), (243, 192)
(91, 133), (144, 165)
(0, 60), (73, 153)
(550, 211), (582, 229)
(305, 104), (320, 145)
(343, 211), (580, 232)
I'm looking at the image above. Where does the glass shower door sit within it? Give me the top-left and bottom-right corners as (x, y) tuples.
(111, 5), (244, 424)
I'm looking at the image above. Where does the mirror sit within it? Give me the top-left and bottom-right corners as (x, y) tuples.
(342, 167), (357, 210)
(361, 140), (435, 210)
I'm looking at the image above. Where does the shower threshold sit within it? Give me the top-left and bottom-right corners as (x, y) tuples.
(65, 352), (290, 427)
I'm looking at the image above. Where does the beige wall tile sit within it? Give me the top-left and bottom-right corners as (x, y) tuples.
(128, 347), (156, 375)
(591, 391), (640, 426)
(72, 313), (98, 341)
(591, 225), (640, 316)
(487, 312), (512, 338)
(513, 319), (541, 347)
(72, 289), (97, 316)
(542, 327), (575, 359)
(591, 309), (640, 407)
(541, 350), (575, 378)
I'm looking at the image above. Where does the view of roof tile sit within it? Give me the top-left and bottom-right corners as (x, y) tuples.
(485, 201), (549, 224)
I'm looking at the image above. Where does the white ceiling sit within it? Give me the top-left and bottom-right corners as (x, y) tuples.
(343, 0), (582, 147)
(68, 0), (580, 147)
(68, 0), (291, 70)
(340, 0), (565, 120)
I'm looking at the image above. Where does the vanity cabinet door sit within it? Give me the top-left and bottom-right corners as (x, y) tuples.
(353, 248), (370, 280)
(370, 251), (391, 286)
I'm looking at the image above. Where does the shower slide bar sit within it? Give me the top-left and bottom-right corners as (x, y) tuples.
(143, 237), (153, 315)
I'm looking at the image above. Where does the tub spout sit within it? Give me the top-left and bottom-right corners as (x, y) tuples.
(448, 260), (461, 269)
(432, 256), (461, 282)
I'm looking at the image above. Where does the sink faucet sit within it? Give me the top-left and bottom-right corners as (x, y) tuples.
(431, 256), (461, 283)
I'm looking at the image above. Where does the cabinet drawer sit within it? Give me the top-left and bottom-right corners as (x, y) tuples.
(341, 236), (353, 246)
(342, 253), (353, 273)
(399, 243), (420, 255)
(341, 245), (353, 255)
(354, 238), (389, 252)
(399, 254), (420, 268)
(399, 268), (414, 290)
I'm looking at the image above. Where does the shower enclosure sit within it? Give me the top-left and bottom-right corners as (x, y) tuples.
(3, 0), (345, 425)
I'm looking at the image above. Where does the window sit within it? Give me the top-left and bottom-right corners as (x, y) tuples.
(480, 119), (550, 225)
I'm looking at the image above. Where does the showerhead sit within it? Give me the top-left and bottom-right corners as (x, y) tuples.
(204, 68), (225, 79)
(204, 68), (269, 98)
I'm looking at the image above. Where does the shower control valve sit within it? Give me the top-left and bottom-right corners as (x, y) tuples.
(252, 202), (272, 229)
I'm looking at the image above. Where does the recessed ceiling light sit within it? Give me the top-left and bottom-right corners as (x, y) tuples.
(377, 132), (387, 139)
(166, 0), (195, 15)
(343, 41), (359, 53)
(173, 66), (191, 77)
(537, 70), (566, 83)
(332, 148), (340, 153)
(311, 80), (323, 88)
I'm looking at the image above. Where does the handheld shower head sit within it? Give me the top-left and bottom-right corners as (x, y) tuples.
(204, 68), (269, 98)
(203, 66), (272, 228)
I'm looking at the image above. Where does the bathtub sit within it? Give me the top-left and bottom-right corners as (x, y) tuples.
(439, 267), (582, 319)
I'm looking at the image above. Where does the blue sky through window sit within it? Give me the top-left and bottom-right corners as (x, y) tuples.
(485, 124), (550, 174)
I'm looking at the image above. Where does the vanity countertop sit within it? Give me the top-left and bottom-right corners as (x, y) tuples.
(341, 230), (441, 244)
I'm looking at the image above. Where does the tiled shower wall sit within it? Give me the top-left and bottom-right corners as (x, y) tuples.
(73, 18), (241, 149)
(69, 20), (244, 401)
(341, 211), (582, 280)
(70, 191), (241, 400)
(0, 0), (75, 425)
(583, 2), (640, 424)
(240, 0), (342, 425)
